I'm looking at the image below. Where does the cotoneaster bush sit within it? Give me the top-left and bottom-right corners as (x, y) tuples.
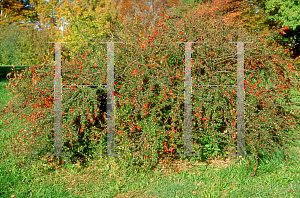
(3, 45), (109, 165)
(108, 7), (299, 170)
(106, 6), (299, 169)
(3, 5), (300, 172)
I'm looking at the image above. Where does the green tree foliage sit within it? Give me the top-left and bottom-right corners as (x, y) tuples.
(265, 0), (300, 58)
(265, 0), (300, 31)
(0, 23), (51, 65)
(0, 25), (21, 65)
(204, 0), (300, 59)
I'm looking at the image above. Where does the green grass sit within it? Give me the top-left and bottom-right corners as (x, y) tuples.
(0, 78), (300, 198)
(0, 77), (13, 109)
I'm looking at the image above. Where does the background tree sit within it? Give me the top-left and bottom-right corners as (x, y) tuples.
(28, 0), (121, 62)
(0, 0), (37, 26)
(114, 0), (182, 38)
(0, 0), (49, 77)
(0, 23), (53, 78)
(264, 0), (300, 59)
(214, 0), (300, 59)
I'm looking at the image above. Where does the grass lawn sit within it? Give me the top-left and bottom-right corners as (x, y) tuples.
(0, 77), (13, 109)
(0, 77), (300, 197)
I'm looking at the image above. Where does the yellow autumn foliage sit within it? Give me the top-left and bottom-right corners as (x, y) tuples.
(30, 0), (120, 60)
